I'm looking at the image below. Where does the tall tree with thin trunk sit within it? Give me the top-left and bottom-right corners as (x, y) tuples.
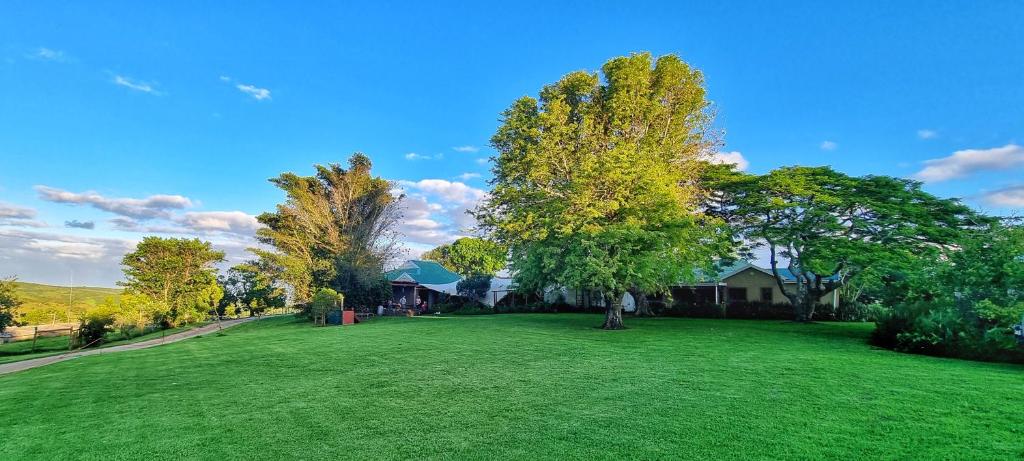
(254, 153), (403, 305)
(477, 52), (728, 329)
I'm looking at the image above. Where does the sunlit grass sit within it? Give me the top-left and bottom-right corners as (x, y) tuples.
(1, 315), (1021, 460)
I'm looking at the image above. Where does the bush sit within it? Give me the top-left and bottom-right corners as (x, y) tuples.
(872, 301), (1024, 363)
(77, 315), (115, 348)
(658, 301), (836, 321)
(451, 302), (493, 315)
(432, 303), (461, 314)
(493, 301), (559, 314)
(310, 288), (344, 323)
(870, 221), (1024, 363)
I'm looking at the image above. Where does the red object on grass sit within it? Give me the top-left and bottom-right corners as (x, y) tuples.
(342, 310), (355, 325)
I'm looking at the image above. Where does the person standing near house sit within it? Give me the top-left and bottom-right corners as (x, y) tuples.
(399, 295), (407, 308)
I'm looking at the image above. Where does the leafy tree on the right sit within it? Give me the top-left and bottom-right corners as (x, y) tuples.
(702, 164), (986, 322)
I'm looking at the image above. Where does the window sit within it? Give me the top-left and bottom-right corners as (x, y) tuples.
(760, 287), (774, 303)
(727, 287), (747, 302)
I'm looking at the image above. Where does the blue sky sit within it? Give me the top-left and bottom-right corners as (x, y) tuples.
(1, 1), (1022, 286)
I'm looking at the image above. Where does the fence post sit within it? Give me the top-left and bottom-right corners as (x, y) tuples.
(31, 326), (38, 352)
(69, 327), (74, 351)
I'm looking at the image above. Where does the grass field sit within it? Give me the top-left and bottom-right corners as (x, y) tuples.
(1, 314), (1021, 460)
(11, 281), (121, 324)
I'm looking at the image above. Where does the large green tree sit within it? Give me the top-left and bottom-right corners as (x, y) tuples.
(703, 164), (984, 321)
(421, 237), (506, 276)
(254, 153), (401, 306)
(119, 237), (225, 326)
(0, 277), (21, 333)
(477, 52), (728, 329)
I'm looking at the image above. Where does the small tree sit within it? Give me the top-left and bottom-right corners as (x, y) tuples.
(456, 275), (493, 303)
(310, 288), (344, 326)
(0, 277), (22, 333)
(703, 165), (984, 321)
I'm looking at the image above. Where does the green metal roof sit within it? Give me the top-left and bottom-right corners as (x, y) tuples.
(384, 260), (462, 285)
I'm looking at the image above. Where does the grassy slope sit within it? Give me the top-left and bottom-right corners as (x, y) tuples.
(0, 315), (1021, 460)
(12, 281), (121, 324)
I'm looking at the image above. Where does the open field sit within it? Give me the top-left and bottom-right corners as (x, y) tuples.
(1, 314), (1021, 460)
(11, 281), (121, 325)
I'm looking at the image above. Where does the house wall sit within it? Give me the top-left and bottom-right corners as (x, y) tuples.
(723, 268), (836, 306)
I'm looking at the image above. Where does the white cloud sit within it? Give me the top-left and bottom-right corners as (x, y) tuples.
(0, 228), (136, 284)
(820, 140), (838, 151)
(398, 179), (488, 206)
(456, 172), (481, 181)
(917, 129), (938, 140)
(236, 83), (271, 101)
(176, 211), (261, 235)
(393, 180), (488, 248)
(36, 186), (193, 219)
(404, 152), (444, 161)
(709, 151), (749, 171)
(0, 202), (46, 228)
(113, 75), (160, 94)
(32, 47), (67, 62)
(0, 202), (37, 220)
(453, 145), (480, 153)
(475, 158), (488, 165)
(913, 144), (1024, 182)
(219, 75), (232, 82)
(981, 185), (1024, 208)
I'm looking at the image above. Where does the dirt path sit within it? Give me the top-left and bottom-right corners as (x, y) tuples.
(0, 316), (267, 376)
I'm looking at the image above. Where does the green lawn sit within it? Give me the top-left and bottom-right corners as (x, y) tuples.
(1, 315), (1021, 460)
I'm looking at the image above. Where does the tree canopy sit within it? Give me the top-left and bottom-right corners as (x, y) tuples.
(477, 52), (728, 329)
(703, 164), (985, 321)
(119, 237), (225, 326)
(421, 237), (507, 276)
(254, 153), (401, 306)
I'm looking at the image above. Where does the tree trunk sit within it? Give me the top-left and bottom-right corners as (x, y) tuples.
(601, 291), (625, 330)
(630, 288), (653, 317)
(793, 293), (817, 322)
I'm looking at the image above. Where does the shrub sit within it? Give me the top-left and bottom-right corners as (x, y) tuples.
(872, 300), (1024, 363)
(451, 302), (493, 315)
(870, 221), (1024, 363)
(432, 303), (461, 314)
(77, 312), (115, 348)
(310, 288), (344, 323)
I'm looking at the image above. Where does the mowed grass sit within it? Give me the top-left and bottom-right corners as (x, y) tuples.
(1, 315), (1021, 460)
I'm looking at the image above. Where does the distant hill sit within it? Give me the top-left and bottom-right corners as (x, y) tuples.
(11, 282), (122, 325)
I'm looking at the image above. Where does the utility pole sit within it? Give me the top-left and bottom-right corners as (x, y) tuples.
(68, 271), (74, 323)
